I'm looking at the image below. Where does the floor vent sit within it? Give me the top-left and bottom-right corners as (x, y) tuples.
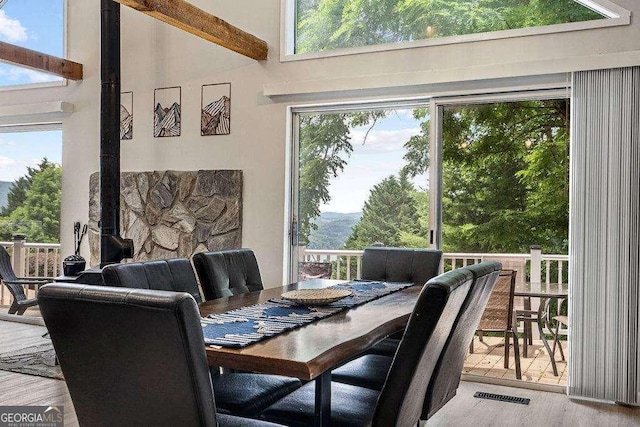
(473, 391), (530, 405)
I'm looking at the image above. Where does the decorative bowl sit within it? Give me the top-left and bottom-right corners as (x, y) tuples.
(281, 289), (352, 305)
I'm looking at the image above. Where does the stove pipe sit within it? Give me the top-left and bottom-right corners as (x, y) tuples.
(100, 0), (132, 267)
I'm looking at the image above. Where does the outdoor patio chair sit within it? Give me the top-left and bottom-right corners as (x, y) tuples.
(298, 261), (332, 281)
(330, 262), (503, 419)
(0, 245), (49, 315)
(101, 258), (203, 303)
(38, 283), (290, 426)
(362, 246), (443, 356)
(471, 269), (522, 379)
(193, 249), (263, 300)
(259, 266), (473, 427)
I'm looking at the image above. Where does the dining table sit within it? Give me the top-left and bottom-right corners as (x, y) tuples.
(514, 282), (568, 375)
(198, 278), (421, 427)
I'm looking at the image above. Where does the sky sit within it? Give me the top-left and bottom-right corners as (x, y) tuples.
(0, 0), (63, 86)
(0, 1), (63, 182)
(0, 131), (62, 181)
(318, 109), (429, 213)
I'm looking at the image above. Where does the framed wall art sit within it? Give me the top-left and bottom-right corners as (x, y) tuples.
(201, 83), (231, 136)
(120, 91), (133, 140)
(154, 86), (181, 137)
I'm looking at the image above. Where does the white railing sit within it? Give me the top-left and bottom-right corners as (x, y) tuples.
(0, 237), (61, 308)
(302, 246), (569, 286)
(302, 246), (569, 337)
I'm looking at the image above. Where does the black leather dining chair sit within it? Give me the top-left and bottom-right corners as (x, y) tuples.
(102, 257), (203, 303)
(192, 249), (263, 300)
(330, 262), (502, 419)
(361, 246), (443, 356)
(259, 266), (474, 427)
(39, 284), (293, 426)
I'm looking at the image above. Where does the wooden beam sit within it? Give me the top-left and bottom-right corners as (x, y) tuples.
(0, 41), (83, 81)
(114, 0), (268, 60)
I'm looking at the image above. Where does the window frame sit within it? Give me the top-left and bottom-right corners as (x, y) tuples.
(280, 0), (631, 62)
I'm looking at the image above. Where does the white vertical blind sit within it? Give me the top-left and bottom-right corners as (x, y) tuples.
(570, 67), (640, 405)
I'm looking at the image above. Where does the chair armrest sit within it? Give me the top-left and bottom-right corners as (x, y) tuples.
(5, 278), (51, 286)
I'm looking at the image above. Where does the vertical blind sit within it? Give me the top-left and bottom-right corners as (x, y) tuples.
(570, 67), (640, 405)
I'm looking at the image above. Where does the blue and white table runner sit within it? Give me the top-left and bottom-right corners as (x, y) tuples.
(201, 281), (414, 348)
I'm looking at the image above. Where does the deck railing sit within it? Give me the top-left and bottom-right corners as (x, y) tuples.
(302, 246), (569, 286)
(0, 236), (61, 307)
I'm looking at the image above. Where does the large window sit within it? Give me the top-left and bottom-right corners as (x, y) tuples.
(0, 0), (64, 87)
(285, 0), (629, 59)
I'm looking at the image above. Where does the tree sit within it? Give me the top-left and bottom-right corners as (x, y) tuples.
(0, 160), (62, 242)
(2, 158), (57, 216)
(298, 111), (386, 244)
(345, 172), (424, 248)
(296, 0), (602, 53)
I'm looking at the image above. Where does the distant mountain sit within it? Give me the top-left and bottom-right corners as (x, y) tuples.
(154, 102), (181, 137)
(201, 96), (230, 135)
(0, 181), (13, 211)
(307, 211), (362, 250)
(120, 104), (133, 140)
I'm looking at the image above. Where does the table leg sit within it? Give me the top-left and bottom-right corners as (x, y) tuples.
(314, 371), (331, 427)
(537, 298), (558, 376)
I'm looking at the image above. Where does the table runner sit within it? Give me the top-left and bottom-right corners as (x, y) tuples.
(201, 281), (414, 348)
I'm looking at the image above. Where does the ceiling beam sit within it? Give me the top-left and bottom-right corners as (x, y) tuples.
(0, 41), (83, 80)
(114, 0), (268, 60)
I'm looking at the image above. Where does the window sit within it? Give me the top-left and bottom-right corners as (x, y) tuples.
(284, 0), (630, 59)
(0, 0), (65, 87)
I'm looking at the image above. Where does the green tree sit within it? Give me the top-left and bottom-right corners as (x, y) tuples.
(298, 111), (386, 244)
(297, 0), (602, 53)
(345, 172), (424, 248)
(2, 158), (57, 216)
(0, 161), (62, 242)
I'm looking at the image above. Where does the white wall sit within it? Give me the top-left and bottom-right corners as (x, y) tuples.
(1, 0), (639, 285)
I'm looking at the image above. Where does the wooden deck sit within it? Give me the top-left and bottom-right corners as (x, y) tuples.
(465, 335), (567, 387)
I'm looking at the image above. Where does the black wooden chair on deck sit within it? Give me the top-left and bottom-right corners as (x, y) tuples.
(0, 245), (49, 315)
(38, 283), (288, 427)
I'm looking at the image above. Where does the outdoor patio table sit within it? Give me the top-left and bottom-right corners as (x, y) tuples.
(514, 283), (568, 376)
(198, 278), (421, 427)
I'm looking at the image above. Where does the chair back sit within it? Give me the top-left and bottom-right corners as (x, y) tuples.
(0, 245), (19, 282)
(101, 258), (202, 303)
(361, 247), (442, 284)
(0, 245), (27, 302)
(373, 268), (473, 427)
(39, 284), (217, 427)
(192, 249), (263, 300)
(476, 269), (517, 331)
(422, 261), (502, 419)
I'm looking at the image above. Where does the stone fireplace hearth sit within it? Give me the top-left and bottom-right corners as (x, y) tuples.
(89, 170), (242, 265)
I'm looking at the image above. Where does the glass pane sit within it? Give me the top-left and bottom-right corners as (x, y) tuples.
(295, 107), (430, 280)
(441, 100), (569, 257)
(0, 130), (62, 243)
(0, 0), (64, 86)
(295, 0), (605, 54)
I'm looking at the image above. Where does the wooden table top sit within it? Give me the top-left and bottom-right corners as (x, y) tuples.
(199, 279), (420, 381)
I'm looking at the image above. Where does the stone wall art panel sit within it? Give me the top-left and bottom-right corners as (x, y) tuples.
(201, 83), (231, 136)
(89, 170), (242, 265)
(154, 86), (181, 137)
(120, 91), (133, 140)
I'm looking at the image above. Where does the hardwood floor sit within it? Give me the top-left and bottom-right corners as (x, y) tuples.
(0, 317), (78, 426)
(0, 318), (636, 426)
(426, 381), (639, 426)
